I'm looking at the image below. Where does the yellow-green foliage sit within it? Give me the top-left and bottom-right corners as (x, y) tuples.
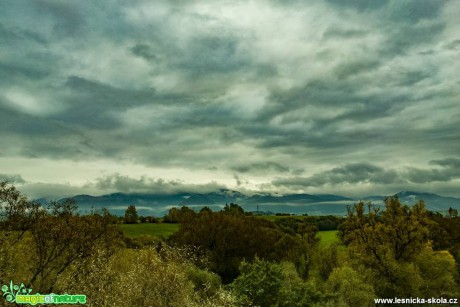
(415, 246), (458, 297)
(342, 197), (459, 298)
(324, 266), (375, 307)
(232, 258), (324, 307)
(56, 246), (236, 307)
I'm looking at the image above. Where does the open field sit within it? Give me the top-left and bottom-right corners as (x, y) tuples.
(120, 223), (341, 246)
(120, 223), (179, 238)
(316, 230), (340, 246)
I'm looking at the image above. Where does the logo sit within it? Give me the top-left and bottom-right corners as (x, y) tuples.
(1, 281), (86, 305)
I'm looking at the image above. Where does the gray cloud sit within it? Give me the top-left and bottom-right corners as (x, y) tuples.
(130, 44), (158, 61)
(231, 162), (290, 174)
(93, 173), (226, 195)
(0, 0), (459, 197)
(272, 163), (403, 188)
(273, 159), (460, 190)
(0, 174), (26, 184)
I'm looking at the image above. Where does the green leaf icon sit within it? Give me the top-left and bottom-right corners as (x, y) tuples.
(1, 285), (8, 292)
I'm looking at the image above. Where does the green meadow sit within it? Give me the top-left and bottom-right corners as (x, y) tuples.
(120, 223), (340, 246)
(316, 230), (340, 246)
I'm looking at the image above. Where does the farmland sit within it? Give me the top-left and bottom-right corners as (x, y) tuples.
(119, 222), (341, 245)
(316, 230), (340, 246)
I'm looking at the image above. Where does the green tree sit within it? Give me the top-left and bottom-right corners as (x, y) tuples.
(448, 207), (458, 217)
(164, 206), (196, 223)
(0, 182), (123, 293)
(341, 196), (458, 297)
(222, 203), (244, 215)
(171, 210), (311, 283)
(28, 200), (123, 292)
(232, 259), (324, 307)
(324, 266), (375, 307)
(316, 244), (339, 281)
(427, 212), (460, 282)
(231, 257), (284, 306)
(124, 205), (138, 224)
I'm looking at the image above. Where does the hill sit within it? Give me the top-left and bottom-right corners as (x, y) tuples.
(34, 190), (460, 217)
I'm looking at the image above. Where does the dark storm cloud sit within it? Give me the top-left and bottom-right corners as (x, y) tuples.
(93, 173), (226, 194)
(0, 0), (459, 196)
(130, 44), (158, 61)
(174, 35), (248, 76)
(32, 0), (85, 36)
(379, 21), (446, 57)
(60, 76), (158, 129)
(231, 162), (291, 174)
(64, 76), (156, 108)
(0, 23), (47, 46)
(322, 28), (368, 40)
(273, 163), (403, 188)
(430, 158), (460, 169)
(273, 159), (460, 189)
(325, 0), (389, 12)
(406, 158), (460, 184)
(334, 60), (381, 80)
(326, 0), (444, 21)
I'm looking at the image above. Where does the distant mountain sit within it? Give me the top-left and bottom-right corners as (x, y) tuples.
(34, 190), (460, 217)
(396, 191), (460, 211)
(363, 191), (460, 212)
(178, 194), (215, 206)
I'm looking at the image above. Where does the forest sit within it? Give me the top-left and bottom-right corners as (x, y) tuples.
(1, 181), (459, 306)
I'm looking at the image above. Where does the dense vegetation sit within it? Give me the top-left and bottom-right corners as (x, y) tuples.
(1, 182), (459, 306)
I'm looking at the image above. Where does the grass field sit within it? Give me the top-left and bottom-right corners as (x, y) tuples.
(316, 230), (340, 246)
(120, 223), (179, 238)
(120, 223), (340, 246)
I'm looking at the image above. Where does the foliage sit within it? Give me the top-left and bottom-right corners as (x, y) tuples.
(316, 244), (340, 280)
(415, 245), (458, 297)
(232, 259), (325, 307)
(222, 203), (245, 215)
(448, 207), (458, 217)
(164, 206), (196, 223)
(427, 212), (460, 279)
(232, 258), (284, 306)
(123, 205), (138, 224)
(324, 266), (375, 307)
(138, 215), (158, 223)
(274, 216), (345, 233)
(58, 245), (237, 307)
(171, 210), (317, 283)
(0, 182), (124, 293)
(340, 196), (458, 297)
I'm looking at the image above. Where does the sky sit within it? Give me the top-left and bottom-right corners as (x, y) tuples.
(1, 0), (459, 199)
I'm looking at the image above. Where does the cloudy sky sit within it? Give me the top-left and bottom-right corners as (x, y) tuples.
(1, 0), (459, 199)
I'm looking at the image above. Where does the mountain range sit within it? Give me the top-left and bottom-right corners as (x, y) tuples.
(35, 189), (460, 217)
